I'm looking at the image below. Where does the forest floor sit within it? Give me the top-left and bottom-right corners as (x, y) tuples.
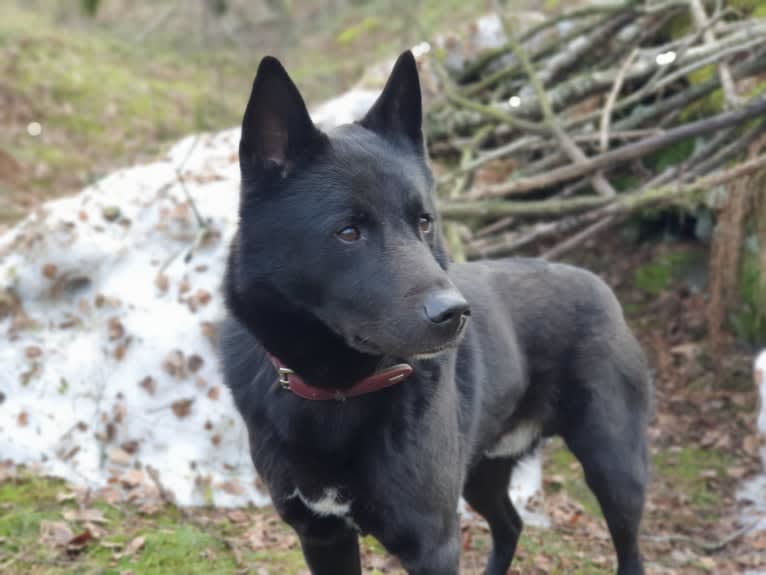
(1, 233), (765, 574)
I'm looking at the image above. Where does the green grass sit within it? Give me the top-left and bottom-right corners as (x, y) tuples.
(0, 4), (248, 202)
(0, 467), (386, 575)
(653, 447), (731, 519)
(467, 522), (613, 575)
(0, 0), (491, 224)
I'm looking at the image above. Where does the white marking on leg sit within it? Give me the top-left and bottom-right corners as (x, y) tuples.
(485, 421), (541, 459)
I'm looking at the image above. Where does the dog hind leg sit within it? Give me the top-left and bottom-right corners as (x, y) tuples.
(561, 367), (649, 575)
(463, 457), (523, 575)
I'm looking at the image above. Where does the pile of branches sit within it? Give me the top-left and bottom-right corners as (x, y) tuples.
(427, 0), (766, 261)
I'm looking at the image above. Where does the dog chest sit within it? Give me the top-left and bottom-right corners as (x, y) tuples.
(484, 420), (541, 459)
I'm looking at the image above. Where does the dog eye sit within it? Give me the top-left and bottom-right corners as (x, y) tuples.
(336, 225), (361, 242)
(419, 215), (433, 234)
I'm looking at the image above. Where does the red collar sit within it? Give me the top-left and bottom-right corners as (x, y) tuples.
(268, 354), (413, 401)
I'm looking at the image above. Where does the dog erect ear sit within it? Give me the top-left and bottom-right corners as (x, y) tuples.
(360, 50), (424, 153)
(240, 56), (322, 175)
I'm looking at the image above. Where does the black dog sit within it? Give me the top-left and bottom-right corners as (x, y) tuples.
(221, 50), (651, 575)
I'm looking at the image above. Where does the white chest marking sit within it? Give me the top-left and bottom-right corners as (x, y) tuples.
(485, 421), (541, 459)
(289, 487), (351, 519)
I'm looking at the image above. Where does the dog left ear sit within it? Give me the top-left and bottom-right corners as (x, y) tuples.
(240, 56), (323, 177)
(360, 50), (424, 153)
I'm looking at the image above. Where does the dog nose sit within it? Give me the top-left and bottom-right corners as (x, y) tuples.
(424, 290), (471, 325)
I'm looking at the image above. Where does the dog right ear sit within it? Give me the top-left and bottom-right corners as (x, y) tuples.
(240, 56), (323, 177)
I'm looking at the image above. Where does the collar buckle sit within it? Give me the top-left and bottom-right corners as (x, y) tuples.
(277, 366), (294, 389)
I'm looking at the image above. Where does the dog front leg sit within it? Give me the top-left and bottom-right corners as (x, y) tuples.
(300, 531), (361, 575)
(396, 525), (461, 575)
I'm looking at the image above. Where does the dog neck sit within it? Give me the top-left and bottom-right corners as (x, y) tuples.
(228, 285), (397, 389)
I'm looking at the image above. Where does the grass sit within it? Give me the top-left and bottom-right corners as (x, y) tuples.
(0, 4), (249, 214)
(653, 447), (732, 520)
(0, 468), (308, 575)
(0, 465), (617, 575)
(0, 0), (492, 227)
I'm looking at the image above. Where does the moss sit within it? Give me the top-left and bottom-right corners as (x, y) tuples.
(645, 139), (696, 173)
(633, 251), (693, 295)
(729, 0), (766, 15)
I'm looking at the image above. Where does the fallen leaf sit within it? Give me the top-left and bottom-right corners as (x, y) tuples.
(139, 376), (157, 395)
(227, 510), (249, 523)
(40, 520), (74, 547)
(42, 263), (58, 280)
(108, 317), (125, 341)
(17, 411), (29, 427)
(125, 536), (145, 556)
(219, 480), (244, 496)
(63, 509), (107, 524)
(155, 273), (169, 292)
(109, 448), (131, 466)
(25, 345), (42, 359)
(163, 350), (186, 379)
(120, 469), (145, 488)
(121, 440), (140, 455)
(66, 530), (94, 555)
(196, 289), (211, 306)
(187, 354), (204, 373)
(171, 398), (194, 419)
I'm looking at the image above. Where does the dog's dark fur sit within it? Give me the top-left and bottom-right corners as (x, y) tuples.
(221, 50), (651, 575)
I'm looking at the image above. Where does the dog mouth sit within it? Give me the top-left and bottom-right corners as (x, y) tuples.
(350, 334), (384, 355)
(349, 314), (469, 359)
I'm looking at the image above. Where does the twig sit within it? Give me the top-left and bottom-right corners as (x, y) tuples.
(542, 215), (616, 260)
(174, 134), (208, 229)
(467, 210), (602, 259)
(442, 152), (766, 221)
(446, 91), (549, 135)
(688, 0), (740, 108)
(600, 49), (638, 153)
(473, 97), (766, 198)
(500, 6), (617, 197)
(484, 152), (766, 259)
(642, 520), (760, 552)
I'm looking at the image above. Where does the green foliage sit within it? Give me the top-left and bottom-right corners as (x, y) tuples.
(336, 16), (380, 45)
(80, 0), (101, 16)
(731, 246), (766, 342)
(634, 251), (693, 295)
(729, 0), (766, 16)
(680, 65), (724, 121)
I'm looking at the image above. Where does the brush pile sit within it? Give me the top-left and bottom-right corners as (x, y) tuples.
(426, 0), (766, 261)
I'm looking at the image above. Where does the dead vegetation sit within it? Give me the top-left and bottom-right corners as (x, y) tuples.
(425, 1), (766, 267)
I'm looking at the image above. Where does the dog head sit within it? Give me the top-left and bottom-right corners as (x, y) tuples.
(230, 51), (470, 359)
